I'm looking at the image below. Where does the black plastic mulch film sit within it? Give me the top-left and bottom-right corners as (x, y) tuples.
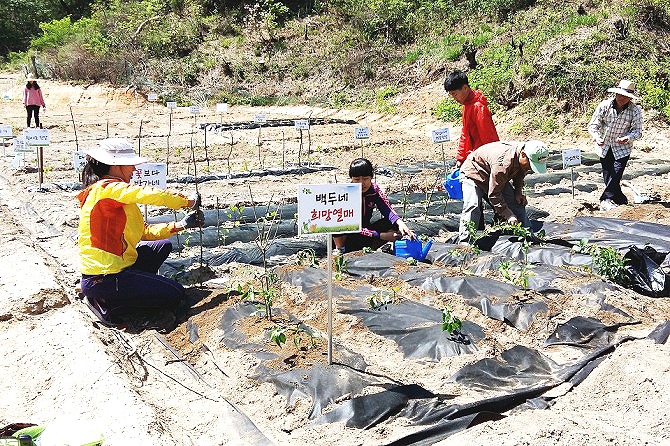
(159, 163), (670, 445)
(182, 207), (670, 444)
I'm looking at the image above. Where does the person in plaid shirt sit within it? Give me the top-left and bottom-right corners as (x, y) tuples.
(588, 79), (643, 211)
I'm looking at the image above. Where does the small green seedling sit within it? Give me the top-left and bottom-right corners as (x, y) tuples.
(406, 257), (417, 266)
(270, 324), (319, 349)
(334, 255), (349, 280)
(368, 287), (400, 310)
(441, 306), (462, 335)
(362, 246), (373, 253)
(296, 248), (318, 267)
(270, 326), (287, 346)
(572, 238), (630, 285)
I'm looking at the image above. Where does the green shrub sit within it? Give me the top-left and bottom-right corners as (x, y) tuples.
(375, 86), (399, 113)
(465, 0), (537, 20)
(432, 99), (462, 122)
(330, 91), (349, 108)
(534, 115), (558, 134)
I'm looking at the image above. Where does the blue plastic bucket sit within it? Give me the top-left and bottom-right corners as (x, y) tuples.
(443, 169), (463, 200)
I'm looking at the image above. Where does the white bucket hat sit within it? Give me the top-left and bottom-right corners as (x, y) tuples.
(607, 80), (640, 100)
(84, 138), (147, 166)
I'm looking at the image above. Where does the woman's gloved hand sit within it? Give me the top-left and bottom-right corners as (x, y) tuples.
(179, 210), (205, 229)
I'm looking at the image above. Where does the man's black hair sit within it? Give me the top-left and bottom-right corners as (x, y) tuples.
(444, 70), (469, 92)
(349, 158), (373, 177)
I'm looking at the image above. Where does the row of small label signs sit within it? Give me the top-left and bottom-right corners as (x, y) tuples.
(3, 123), (580, 170)
(1, 127), (50, 152)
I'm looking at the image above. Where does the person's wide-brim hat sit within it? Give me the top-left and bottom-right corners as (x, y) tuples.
(607, 79), (640, 99)
(84, 138), (147, 166)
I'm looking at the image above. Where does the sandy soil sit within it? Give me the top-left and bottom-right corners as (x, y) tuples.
(0, 71), (669, 445)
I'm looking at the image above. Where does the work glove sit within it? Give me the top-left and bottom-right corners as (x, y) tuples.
(179, 209), (205, 229)
(188, 191), (201, 209)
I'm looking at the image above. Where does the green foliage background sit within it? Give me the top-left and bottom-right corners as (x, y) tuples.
(3, 0), (670, 123)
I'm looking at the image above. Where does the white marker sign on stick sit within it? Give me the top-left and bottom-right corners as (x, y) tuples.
(0, 125), (12, 138)
(216, 103), (229, 113)
(13, 137), (31, 153)
(294, 119), (309, 130)
(297, 184), (362, 236)
(166, 101), (177, 109)
(431, 128), (451, 144)
(354, 126), (370, 139)
(189, 106), (201, 115)
(131, 163), (167, 189)
(73, 151), (87, 172)
(254, 114), (267, 124)
(148, 93), (158, 102)
(24, 128), (49, 146)
(562, 148), (581, 169)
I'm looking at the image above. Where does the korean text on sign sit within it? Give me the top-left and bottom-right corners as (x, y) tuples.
(354, 126), (370, 139)
(297, 184), (362, 236)
(24, 128), (50, 146)
(431, 128), (451, 144)
(130, 163), (167, 189)
(562, 148), (581, 169)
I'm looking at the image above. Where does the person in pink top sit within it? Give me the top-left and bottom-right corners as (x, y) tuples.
(23, 75), (46, 128)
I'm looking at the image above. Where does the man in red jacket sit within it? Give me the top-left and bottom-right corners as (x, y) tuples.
(444, 70), (499, 167)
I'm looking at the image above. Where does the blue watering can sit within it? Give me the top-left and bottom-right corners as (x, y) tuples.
(443, 169), (463, 200)
(394, 238), (433, 261)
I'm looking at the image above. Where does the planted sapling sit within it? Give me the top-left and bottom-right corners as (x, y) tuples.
(573, 238), (631, 285)
(368, 287), (400, 310)
(270, 324), (319, 349)
(441, 306), (463, 335)
(334, 254), (349, 280)
(296, 248), (318, 267)
(449, 220), (481, 271)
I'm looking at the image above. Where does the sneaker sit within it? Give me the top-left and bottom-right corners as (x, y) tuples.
(84, 297), (122, 327)
(600, 199), (616, 211)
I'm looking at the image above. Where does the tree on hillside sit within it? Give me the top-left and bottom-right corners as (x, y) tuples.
(0, 0), (92, 57)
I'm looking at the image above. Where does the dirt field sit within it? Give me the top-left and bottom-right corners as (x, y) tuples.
(0, 71), (669, 445)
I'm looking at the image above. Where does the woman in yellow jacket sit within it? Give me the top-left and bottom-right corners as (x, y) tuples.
(77, 138), (203, 325)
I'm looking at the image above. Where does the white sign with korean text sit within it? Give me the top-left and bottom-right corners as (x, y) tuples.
(189, 105), (201, 115)
(166, 101), (177, 109)
(130, 163), (168, 189)
(216, 103), (229, 113)
(354, 126), (370, 139)
(12, 137), (35, 153)
(147, 93), (158, 102)
(431, 128), (451, 144)
(562, 147), (581, 169)
(24, 128), (49, 146)
(13, 137), (31, 153)
(0, 125), (12, 138)
(254, 114), (267, 124)
(297, 183), (362, 235)
(294, 119), (309, 130)
(73, 151), (87, 172)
